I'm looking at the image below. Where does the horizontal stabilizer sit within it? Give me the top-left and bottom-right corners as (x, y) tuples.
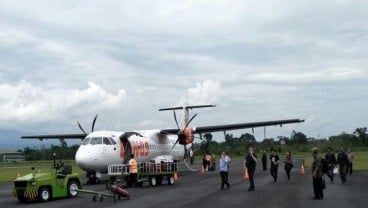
(159, 105), (216, 111)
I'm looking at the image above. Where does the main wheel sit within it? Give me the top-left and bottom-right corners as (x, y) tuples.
(38, 187), (51, 202)
(168, 175), (175, 185)
(156, 176), (162, 186)
(67, 180), (80, 198)
(149, 176), (157, 186)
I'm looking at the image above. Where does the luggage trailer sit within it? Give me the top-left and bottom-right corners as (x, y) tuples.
(108, 162), (179, 187)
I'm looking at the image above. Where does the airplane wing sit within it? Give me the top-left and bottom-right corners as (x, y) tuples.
(160, 119), (305, 135)
(22, 133), (86, 140)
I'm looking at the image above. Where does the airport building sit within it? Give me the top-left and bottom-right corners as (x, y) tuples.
(0, 150), (25, 163)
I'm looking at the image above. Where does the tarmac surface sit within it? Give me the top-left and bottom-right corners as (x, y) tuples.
(1, 159), (367, 208)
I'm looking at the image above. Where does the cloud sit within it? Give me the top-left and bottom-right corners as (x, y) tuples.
(178, 80), (220, 105)
(247, 67), (364, 84)
(0, 81), (126, 129)
(0, 0), (368, 142)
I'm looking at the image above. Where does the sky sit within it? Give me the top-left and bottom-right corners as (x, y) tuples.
(0, 0), (367, 143)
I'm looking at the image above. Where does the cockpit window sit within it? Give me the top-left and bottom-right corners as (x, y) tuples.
(103, 137), (112, 145)
(81, 137), (91, 145)
(90, 137), (102, 145)
(109, 138), (117, 145)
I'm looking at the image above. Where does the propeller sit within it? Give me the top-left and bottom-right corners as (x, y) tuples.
(171, 113), (198, 150)
(92, 115), (98, 132)
(170, 111), (198, 171)
(77, 115), (98, 135)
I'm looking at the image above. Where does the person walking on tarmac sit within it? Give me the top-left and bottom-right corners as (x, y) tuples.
(346, 148), (355, 175)
(284, 151), (293, 183)
(325, 148), (337, 183)
(244, 147), (257, 191)
(128, 154), (138, 188)
(203, 151), (212, 172)
(262, 151), (267, 171)
(270, 149), (280, 183)
(219, 151), (230, 190)
(311, 147), (324, 200)
(337, 147), (349, 184)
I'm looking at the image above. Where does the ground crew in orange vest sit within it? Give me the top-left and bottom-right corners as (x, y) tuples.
(128, 154), (138, 188)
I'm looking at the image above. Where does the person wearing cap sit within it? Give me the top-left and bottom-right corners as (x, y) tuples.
(311, 147), (324, 200)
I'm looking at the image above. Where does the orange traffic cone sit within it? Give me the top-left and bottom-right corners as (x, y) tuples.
(174, 172), (178, 181)
(300, 164), (305, 175)
(243, 168), (249, 180)
(201, 165), (205, 173)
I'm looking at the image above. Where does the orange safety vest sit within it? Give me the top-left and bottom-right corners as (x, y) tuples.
(129, 159), (138, 173)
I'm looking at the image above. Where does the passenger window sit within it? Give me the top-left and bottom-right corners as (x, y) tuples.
(103, 137), (112, 145)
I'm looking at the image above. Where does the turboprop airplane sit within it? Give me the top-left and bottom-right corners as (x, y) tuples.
(22, 104), (304, 182)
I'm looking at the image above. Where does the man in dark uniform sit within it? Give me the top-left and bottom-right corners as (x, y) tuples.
(311, 147), (324, 200)
(337, 147), (348, 184)
(325, 148), (337, 183)
(262, 151), (267, 171)
(269, 149), (280, 183)
(244, 147), (257, 191)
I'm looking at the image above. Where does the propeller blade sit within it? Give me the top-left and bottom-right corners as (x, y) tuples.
(91, 115), (98, 132)
(77, 121), (87, 135)
(184, 113), (198, 129)
(173, 110), (180, 129)
(171, 138), (180, 150)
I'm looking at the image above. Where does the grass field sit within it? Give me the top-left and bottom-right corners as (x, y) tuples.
(0, 160), (84, 183)
(1, 152), (366, 183)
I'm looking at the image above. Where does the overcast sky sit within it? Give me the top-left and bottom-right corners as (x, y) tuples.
(0, 0), (367, 142)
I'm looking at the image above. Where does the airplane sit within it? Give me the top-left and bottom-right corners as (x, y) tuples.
(22, 104), (304, 183)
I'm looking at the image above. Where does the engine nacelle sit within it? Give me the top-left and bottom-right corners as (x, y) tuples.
(179, 128), (194, 145)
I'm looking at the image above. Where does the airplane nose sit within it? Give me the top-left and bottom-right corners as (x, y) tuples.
(75, 147), (92, 172)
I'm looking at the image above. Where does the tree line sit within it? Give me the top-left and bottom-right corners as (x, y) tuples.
(18, 127), (368, 161)
(195, 127), (368, 156)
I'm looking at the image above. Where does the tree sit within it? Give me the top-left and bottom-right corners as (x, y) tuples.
(239, 133), (256, 144)
(354, 127), (368, 144)
(290, 130), (307, 144)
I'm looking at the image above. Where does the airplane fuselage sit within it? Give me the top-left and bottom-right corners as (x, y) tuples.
(75, 130), (185, 173)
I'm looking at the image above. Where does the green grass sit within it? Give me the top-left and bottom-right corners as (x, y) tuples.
(0, 160), (84, 183)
